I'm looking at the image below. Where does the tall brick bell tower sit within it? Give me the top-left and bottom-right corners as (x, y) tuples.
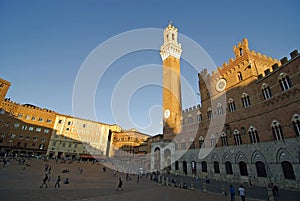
(160, 23), (182, 139)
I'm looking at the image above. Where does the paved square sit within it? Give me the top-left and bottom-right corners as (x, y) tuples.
(0, 158), (259, 201)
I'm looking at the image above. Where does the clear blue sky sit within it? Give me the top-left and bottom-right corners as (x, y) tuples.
(0, 0), (299, 135)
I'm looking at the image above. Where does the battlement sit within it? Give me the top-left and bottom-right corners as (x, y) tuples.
(182, 104), (201, 113)
(1, 98), (55, 113)
(257, 49), (299, 80)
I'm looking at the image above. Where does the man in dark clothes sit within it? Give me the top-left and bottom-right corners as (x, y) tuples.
(116, 177), (123, 191)
(40, 174), (48, 188)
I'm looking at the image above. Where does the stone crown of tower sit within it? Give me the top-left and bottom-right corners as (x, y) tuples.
(160, 23), (182, 61)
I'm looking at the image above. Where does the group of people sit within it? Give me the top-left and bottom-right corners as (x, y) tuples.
(229, 184), (246, 201)
(229, 182), (279, 201)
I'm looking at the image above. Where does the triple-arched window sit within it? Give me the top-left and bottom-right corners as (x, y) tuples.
(279, 73), (292, 91)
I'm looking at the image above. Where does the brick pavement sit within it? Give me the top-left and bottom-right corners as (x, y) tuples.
(0, 158), (260, 201)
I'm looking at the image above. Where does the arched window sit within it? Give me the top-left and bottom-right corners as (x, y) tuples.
(272, 120), (283, 140)
(255, 161), (267, 177)
(189, 137), (195, 149)
(207, 107), (213, 119)
(241, 93), (251, 108)
(221, 132), (228, 146)
(292, 114), (300, 136)
(239, 161), (248, 176)
(261, 83), (272, 100)
(234, 129), (242, 145)
(225, 161), (233, 174)
(182, 161), (187, 175)
(228, 98), (236, 112)
(279, 73), (292, 91)
(248, 126), (260, 143)
(217, 103), (224, 115)
(281, 161), (295, 180)
(199, 136), (205, 148)
(187, 114), (193, 124)
(214, 161), (220, 173)
(238, 72), (243, 81)
(197, 111), (202, 122)
(210, 134), (216, 147)
(175, 161), (179, 170)
(201, 161), (207, 172)
(174, 140), (178, 150)
(239, 48), (243, 56)
(181, 139), (186, 150)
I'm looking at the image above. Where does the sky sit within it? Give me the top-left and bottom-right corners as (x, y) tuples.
(0, 0), (299, 135)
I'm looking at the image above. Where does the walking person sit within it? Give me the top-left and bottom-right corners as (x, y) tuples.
(54, 175), (61, 188)
(271, 183), (279, 196)
(116, 177), (123, 191)
(238, 185), (246, 201)
(229, 184), (236, 201)
(40, 174), (49, 188)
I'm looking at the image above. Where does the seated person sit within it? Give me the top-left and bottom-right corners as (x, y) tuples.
(64, 178), (70, 184)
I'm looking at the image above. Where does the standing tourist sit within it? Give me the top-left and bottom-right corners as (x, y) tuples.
(238, 185), (246, 201)
(54, 175), (61, 188)
(229, 184), (236, 201)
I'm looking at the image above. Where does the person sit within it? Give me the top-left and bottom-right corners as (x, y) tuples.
(238, 185), (246, 201)
(116, 177), (123, 191)
(271, 183), (279, 196)
(40, 174), (48, 188)
(54, 175), (61, 188)
(205, 176), (210, 184)
(229, 184), (236, 201)
(64, 178), (70, 184)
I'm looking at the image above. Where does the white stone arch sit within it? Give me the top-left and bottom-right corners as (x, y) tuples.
(292, 114), (300, 122)
(222, 152), (232, 163)
(261, 83), (270, 89)
(228, 98), (234, 103)
(235, 151), (248, 163)
(241, 92), (249, 98)
(248, 125), (257, 132)
(251, 150), (267, 164)
(278, 72), (289, 80)
(211, 152), (219, 162)
(221, 132), (227, 137)
(276, 148), (294, 163)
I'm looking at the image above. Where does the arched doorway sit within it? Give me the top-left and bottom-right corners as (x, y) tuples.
(154, 147), (161, 171)
(214, 161), (220, 173)
(164, 149), (171, 170)
(225, 161), (233, 174)
(201, 161), (207, 172)
(255, 161), (267, 177)
(281, 161), (295, 180)
(182, 161), (187, 175)
(239, 161), (248, 176)
(191, 161), (197, 174)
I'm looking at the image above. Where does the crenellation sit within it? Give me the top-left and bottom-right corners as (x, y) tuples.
(262, 54), (268, 60)
(222, 62), (227, 68)
(280, 57), (288, 65)
(257, 52), (262, 58)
